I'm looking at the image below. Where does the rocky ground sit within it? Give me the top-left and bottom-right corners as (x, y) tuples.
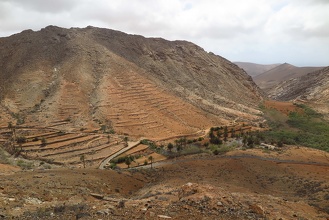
(0, 146), (328, 219)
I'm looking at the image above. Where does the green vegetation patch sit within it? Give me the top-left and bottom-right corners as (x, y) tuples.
(0, 146), (10, 164)
(16, 160), (33, 170)
(261, 103), (329, 152)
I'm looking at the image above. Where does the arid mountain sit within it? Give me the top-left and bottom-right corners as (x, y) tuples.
(253, 63), (323, 92)
(234, 61), (280, 77)
(0, 26), (263, 138)
(268, 66), (329, 118)
(269, 66), (329, 101)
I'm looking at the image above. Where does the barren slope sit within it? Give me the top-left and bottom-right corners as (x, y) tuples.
(0, 26), (263, 139)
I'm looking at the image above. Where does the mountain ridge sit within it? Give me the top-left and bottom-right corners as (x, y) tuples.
(0, 25), (263, 138)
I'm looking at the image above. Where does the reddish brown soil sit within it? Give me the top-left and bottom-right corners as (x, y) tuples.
(264, 100), (302, 115)
(0, 164), (20, 175)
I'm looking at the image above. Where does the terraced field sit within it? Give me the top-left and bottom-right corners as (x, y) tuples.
(95, 70), (223, 139)
(57, 83), (82, 118)
(0, 122), (125, 168)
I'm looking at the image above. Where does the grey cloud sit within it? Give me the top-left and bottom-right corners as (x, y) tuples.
(0, 0), (328, 66)
(309, 0), (329, 5)
(3, 0), (80, 13)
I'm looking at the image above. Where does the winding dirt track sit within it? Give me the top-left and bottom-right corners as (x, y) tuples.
(99, 140), (141, 169)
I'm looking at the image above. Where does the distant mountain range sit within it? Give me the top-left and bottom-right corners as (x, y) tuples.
(235, 62), (324, 93)
(268, 66), (329, 102)
(253, 63), (323, 92)
(268, 66), (329, 119)
(234, 62), (280, 77)
(235, 61), (329, 119)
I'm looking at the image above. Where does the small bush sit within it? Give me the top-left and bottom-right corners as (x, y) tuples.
(213, 149), (219, 155)
(140, 139), (150, 145)
(17, 160), (33, 170)
(16, 136), (27, 144)
(0, 147), (10, 164)
(110, 162), (117, 169)
(41, 137), (47, 147)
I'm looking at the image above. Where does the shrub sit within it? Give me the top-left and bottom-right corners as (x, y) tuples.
(167, 143), (174, 152)
(41, 137), (47, 147)
(17, 160), (33, 170)
(140, 139), (150, 145)
(260, 103), (329, 152)
(16, 136), (27, 144)
(0, 147), (10, 164)
(110, 162), (117, 169)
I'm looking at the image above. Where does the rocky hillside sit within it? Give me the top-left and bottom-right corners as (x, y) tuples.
(253, 63), (323, 92)
(269, 66), (329, 101)
(269, 66), (329, 118)
(0, 26), (263, 138)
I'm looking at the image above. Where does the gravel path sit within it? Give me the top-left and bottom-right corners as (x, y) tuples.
(98, 140), (141, 169)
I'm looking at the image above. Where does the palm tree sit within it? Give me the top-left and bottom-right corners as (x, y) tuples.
(41, 137), (47, 147)
(8, 122), (16, 152)
(123, 136), (128, 147)
(80, 154), (86, 168)
(148, 155), (154, 169)
(167, 143), (174, 152)
(230, 128), (235, 138)
(125, 157), (132, 168)
(223, 126), (228, 142)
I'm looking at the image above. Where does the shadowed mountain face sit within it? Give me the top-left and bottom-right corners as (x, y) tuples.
(0, 26), (263, 138)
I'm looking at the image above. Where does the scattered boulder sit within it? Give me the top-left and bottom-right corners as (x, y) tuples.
(117, 200), (125, 208)
(90, 193), (104, 200)
(217, 201), (223, 207)
(96, 208), (112, 215)
(249, 204), (264, 216)
(157, 214), (172, 219)
(24, 197), (43, 205)
(178, 182), (199, 199)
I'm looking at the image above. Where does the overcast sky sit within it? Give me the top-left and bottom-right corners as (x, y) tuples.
(0, 0), (328, 66)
